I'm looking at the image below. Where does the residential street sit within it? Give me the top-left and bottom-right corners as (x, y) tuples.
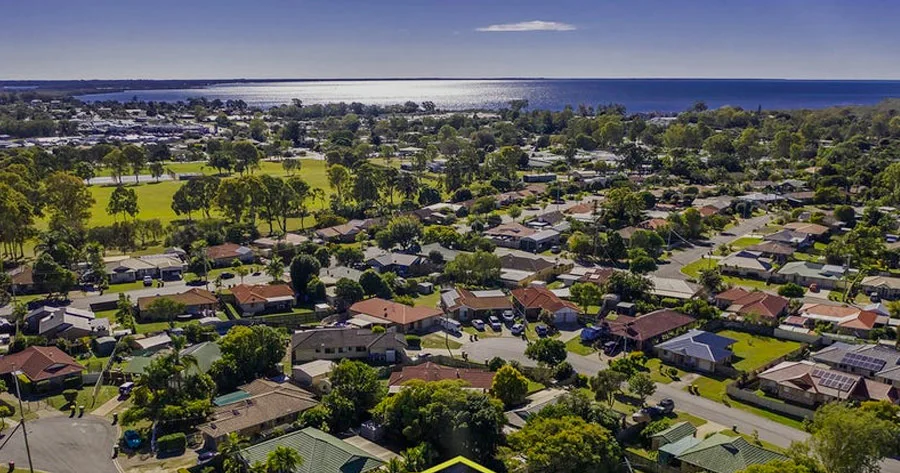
(0, 415), (119, 473)
(652, 214), (772, 279)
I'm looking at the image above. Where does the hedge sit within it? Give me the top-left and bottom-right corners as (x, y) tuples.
(157, 432), (187, 454)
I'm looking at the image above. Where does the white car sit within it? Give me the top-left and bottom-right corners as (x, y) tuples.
(472, 319), (485, 330)
(488, 316), (502, 331)
(511, 323), (525, 335)
(502, 311), (516, 324)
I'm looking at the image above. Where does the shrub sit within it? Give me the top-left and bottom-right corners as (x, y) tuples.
(157, 432), (187, 454)
(405, 335), (421, 349)
(62, 389), (78, 404)
(640, 419), (672, 446)
(487, 356), (506, 371)
(553, 361), (575, 381)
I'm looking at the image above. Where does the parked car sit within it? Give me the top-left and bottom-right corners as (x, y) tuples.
(535, 324), (549, 337)
(472, 319), (485, 331)
(511, 323), (525, 335)
(142, 276), (153, 287)
(550, 245), (561, 254)
(656, 398), (675, 414)
(220, 272), (235, 279)
(488, 316), (502, 331)
(197, 451), (216, 464)
(502, 310), (516, 324)
(603, 340), (619, 356)
(118, 381), (134, 397)
(123, 430), (142, 449)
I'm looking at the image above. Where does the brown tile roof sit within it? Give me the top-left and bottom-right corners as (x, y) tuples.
(231, 283), (294, 305)
(206, 243), (245, 261)
(484, 222), (536, 238)
(511, 286), (579, 313)
(698, 206), (719, 218)
(640, 218), (669, 231)
(451, 289), (512, 311)
(715, 287), (752, 304)
(349, 298), (442, 325)
(746, 241), (796, 256)
(198, 380), (318, 439)
(137, 288), (217, 312)
(719, 289), (788, 319)
(783, 222), (829, 236)
(0, 346), (84, 382)
(564, 202), (597, 215)
(7, 265), (33, 286)
(606, 309), (695, 343)
(760, 361), (897, 403)
(389, 362), (495, 390)
(839, 310), (879, 330)
(579, 267), (615, 286)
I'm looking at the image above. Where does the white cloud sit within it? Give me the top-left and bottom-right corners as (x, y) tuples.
(476, 20), (577, 32)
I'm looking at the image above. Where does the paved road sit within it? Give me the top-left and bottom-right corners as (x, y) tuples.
(653, 214), (773, 279)
(0, 415), (118, 473)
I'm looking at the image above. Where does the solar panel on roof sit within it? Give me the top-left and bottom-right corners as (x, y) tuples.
(819, 371), (856, 391)
(811, 368), (827, 378)
(840, 352), (887, 372)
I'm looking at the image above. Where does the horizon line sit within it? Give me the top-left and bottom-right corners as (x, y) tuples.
(5, 76), (900, 83)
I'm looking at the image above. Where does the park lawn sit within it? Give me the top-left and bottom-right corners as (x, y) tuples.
(718, 330), (801, 372)
(44, 385), (118, 412)
(681, 258), (716, 279)
(729, 237), (763, 249)
(565, 336), (597, 356)
(646, 358), (686, 384)
(421, 333), (463, 350)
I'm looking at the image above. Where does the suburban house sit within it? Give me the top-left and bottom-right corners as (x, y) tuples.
(105, 257), (157, 284)
(291, 326), (407, 363)
(0, 346), (85, 389)
(291, 360), (335, 391)
(440, 288), (512, 322)
(499, 253), (570, 287)
(860, 275), (900, 300)
(319, 266), (363, 285)
(416, 243), (463, 265)
(526, 210), (565, 229)
(783, 221), (830, 240)
(810, 343), (900, 387)
(763, 230), (813, 248)
(206, 243), (255, 267)
(366, 252), (430, 276)
(252, 233), (308, 254)
(230, 283), (295, 316)
(603, 309), (696, 351)
(130, 333), (173, 353)
(510, 286), (580, 325)
(237, 427), (384, 473)
(654, 329), (736, 374)
(714, 288), (788, 321)
(745, 241), (795, 263)
(348, 298), (443, 333)
(719, 251), (774, 280)
(138, 254), (187, 280)
(484, 222), (537, 249)
(6, 265), (36, 294)
(520, 229), (561, 253)
(136, 288), (218, 320)
(776, 262), (848, 291)
(666, 432), (786, 473)
(650, 421), (696, 451)
(578, 267), (616, 287)
(24, 306), (96, 334)
(38, 310), (110, 340)
(759, 360), (898, 406)
(198, 379), (318, 449)
(315, 219), (379, 243)
(646, 276), (700, 300)
(388, 362), (495, 393)
(798, 303), (879, 336)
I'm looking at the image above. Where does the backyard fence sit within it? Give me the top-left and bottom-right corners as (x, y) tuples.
(725, 383), (815, 420)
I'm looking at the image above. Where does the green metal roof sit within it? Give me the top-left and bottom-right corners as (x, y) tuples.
(651, 421), (697, 444)
(122, 356), (155, 375)
(420, 456), (497, 473)
(676, 433), (786, 473)
(213, 390), (252, 407)
(180, 341), (221, 375)
(238, 427), (384, 473)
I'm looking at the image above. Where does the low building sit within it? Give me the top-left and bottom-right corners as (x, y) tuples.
(291, 326), (407, 363)
(650, 421), (697, 451)
(230, 283), (295, 316)
(777, 262), (848, 291)
(292, 359), (335, 391)
(646, 276), (700, 300)
(136, 288), (218, 320)
(798, 303), (879, 337)
(745, 241), (795, 263)
(603, 309), (696, 351)
(6, 265), (36, 294)
(763, 229), (813, 249)
(674, 432), (786, 473)
(759, 360), (898, 406)
(366, 252), (430, 276)
(348, 298), (443, 333)
(24, 306), (96, 334)
(417, 243), (464, 264)
(0, 346), (85, 389)
(484, 222), (537, 249)
(520, 229), (561, 253)
(860, 275), (900, 300)
(138, 254), (187, 280)
(206, 243), (255, 267)
(811, 342), (900, 386)
(252, 233), (308, 251)
(499, 253), (568, 283)
(719, 251), (774, 280)
(783, 221), (830, 239)
(38, 310), (110, 340)
(714, 288), (788, 321)
(315, 219), (379, 243)
(237, 427), (384, 473)
(654, 329), (736, 373)
(105, 257), (157, 284)
(510, 286), (580, 324)
(388, 362), (495, 393)
(198, 379), (318, 449)
(130, 333), (172, 353)
(440, 288), (512, 322)
(319, 266), (363, 285)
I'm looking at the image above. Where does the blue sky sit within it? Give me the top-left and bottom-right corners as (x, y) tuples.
(1, 0), (899, 79)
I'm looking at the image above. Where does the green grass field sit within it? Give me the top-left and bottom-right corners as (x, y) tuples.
(646, 357), (686, 384)
(421, 333), (463, 350)
(681, 258), (716, 278)
(681, 258), (782, 290)
(729, 237), (763, 249)
(44, 385), (118, 411)
(719, 330), (801, 372)
(565, 336), (596, 355)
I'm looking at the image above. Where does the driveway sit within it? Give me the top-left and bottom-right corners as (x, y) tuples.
(653, 214), (772, 279)
(0, 415), (118, 473)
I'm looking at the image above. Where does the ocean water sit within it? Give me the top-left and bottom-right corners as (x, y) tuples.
(76, 79), (900, 113)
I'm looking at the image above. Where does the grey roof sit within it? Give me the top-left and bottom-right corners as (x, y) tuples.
(499, 253), (555, 272)
(368, 252), (422, 267)
(764, 230), (809, 245)
(417, 243), (464, 262)
(319, 266), (363, 284)
(660, 435), (702, 457)
(656, 329), (736, 363)
(777, 261), (845, 280)
(291, 327), (407, 351)
(238, 427), (383, 473)
(652, 421), (697, 444)
(523, 229), (561, 243)
(812, 343), (900, 379)
(294, 359), (335, 378)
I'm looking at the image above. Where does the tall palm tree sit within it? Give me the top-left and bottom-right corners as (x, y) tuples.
(265, 256), (285, 283)
(266, 445), (303, 473)
(219, 432), (249, 473)
(384, 457), (407, 473)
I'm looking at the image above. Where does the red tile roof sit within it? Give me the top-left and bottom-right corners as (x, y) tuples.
(137, 288), (217, 312)
(719, 289), (788, 319)
(579, 268), (615, 286)
(511, 286), (579, 313)
(207, 243), (244, 261)
(350, 298), (442, 325)
(606, 309), (695, 343)
(450, 289), (512, 311)
(388, 362), (495, 390)
(0, 346), (84, 382)
(231, 283), (295, 305)
(715, 287), (752, 303)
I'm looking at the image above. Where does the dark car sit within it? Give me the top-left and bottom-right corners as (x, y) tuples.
(197, 451), (216, 464)
(656, 398), (675, 414)
(220, 272), (235, 279)
(550, 245), (561, 254)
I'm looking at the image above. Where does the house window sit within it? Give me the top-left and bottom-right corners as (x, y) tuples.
(324, 348), (334, 354)
(356, 346), (366, 352)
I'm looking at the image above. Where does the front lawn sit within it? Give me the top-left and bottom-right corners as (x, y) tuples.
(681, 258), (716, 278)
(718, 330), (802, 372)
(411, 291), (441, 309)
(421, 333), (463, 350)
(671, 411), (708, 427)
(685, 375), (730, 402)
(44, 385), (119, 412)
(730, 237), (763, 249)
(526, 379), (545, 394)
(565, 336), (597, 356)
(646, 358), (685, 384)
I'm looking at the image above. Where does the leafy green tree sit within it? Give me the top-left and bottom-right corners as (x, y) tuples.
(628, 372), (656, 405)
(525, 339), (567, 366)
(265, 445), (303, 473)
(210, 325), (286, 391)
(107, 185), (139, 221)
(779, 283), (806, 298)
(122, 144), (146, 183)
(335, 278), (364, 304)
(289, 254), (321, 296)
(326, 164), (352, 203)
(43, 171), (94, 231)
(375, 216), (423, 250)
(699, 268), (725, 294)
(334, 246), (364, 266)
(602, 271), (653, 302)
(805, 402), (898, 473)
(567, 231), (594, 259)
(326, 360), (385, 428)
(143, 297), (186, 324)
(444, 251), (501, 286)
(359, 270), (392, 298)
(590, 370), (625, 407)
(232, 141), (261, 174)
(266, 256), (285, 283)
(490, 365), (529, 408)
(103, 148), (129, 184)
(569, 282), (602, 311)
(32, 252), (76, 297)
(503, 416), (622, 473)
